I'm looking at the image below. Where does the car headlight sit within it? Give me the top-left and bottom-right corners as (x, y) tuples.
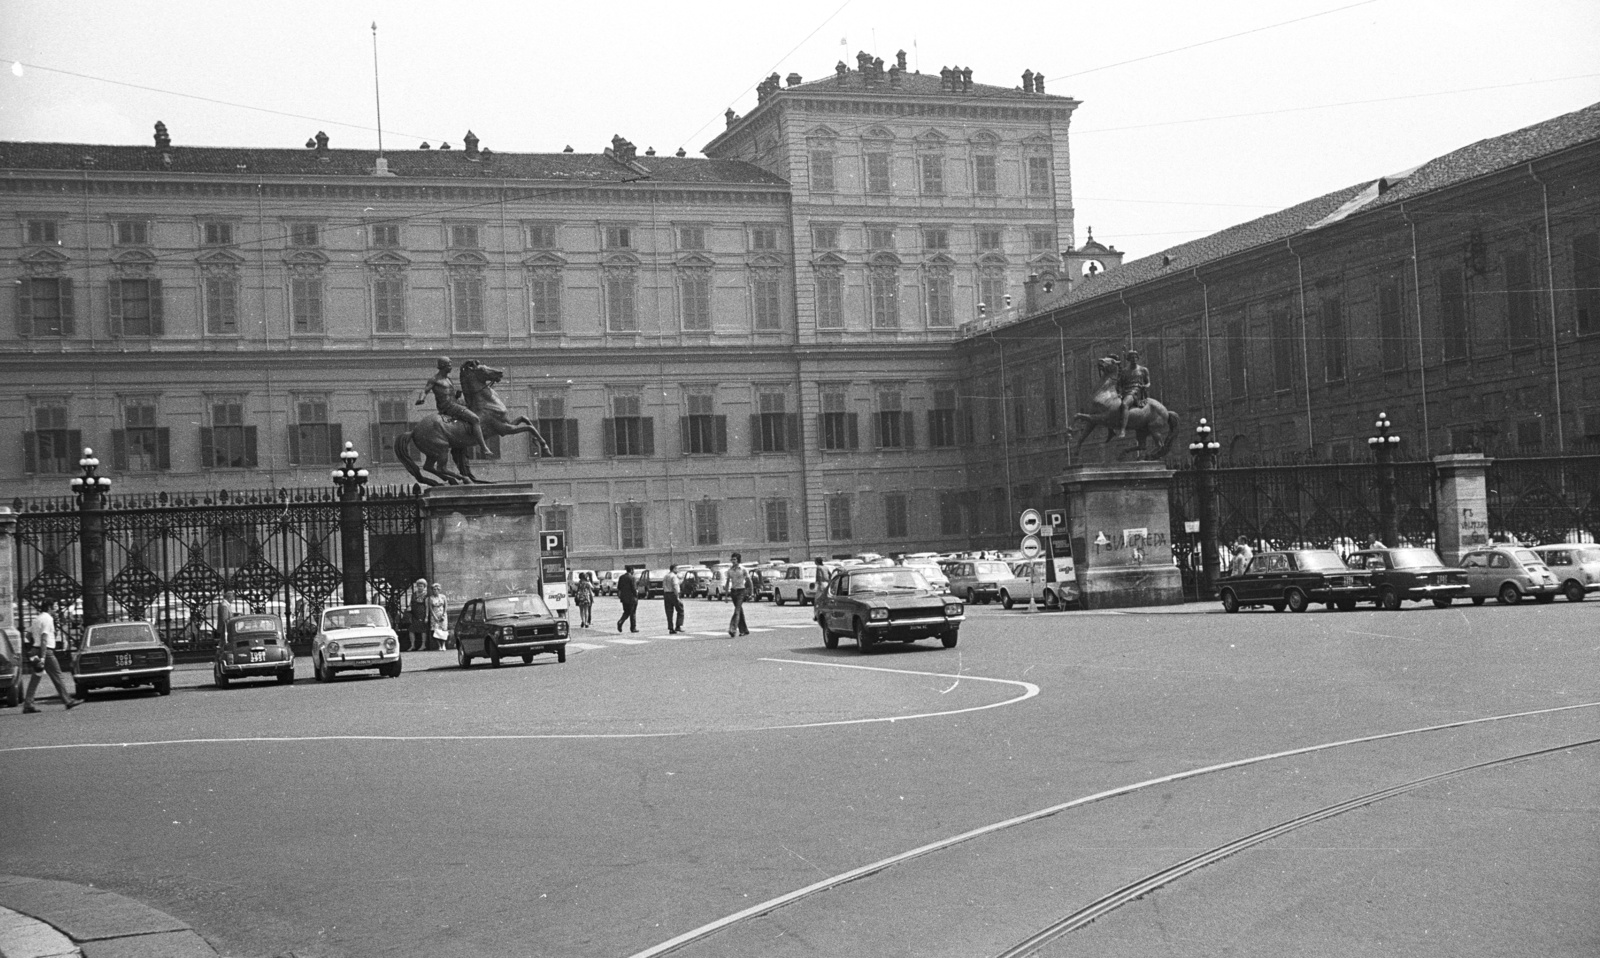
(383, 637), (398, 654)
(500, 626), (516, 640)
(945, 603), (963, 617)
(326, 640), (341, 656)
(556, 620), (569, 637)
(869, 608), (889, 621)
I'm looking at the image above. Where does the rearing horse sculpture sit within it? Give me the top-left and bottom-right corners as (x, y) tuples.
(395, 361), (552, 485)
(1071, 355), (1180, 460)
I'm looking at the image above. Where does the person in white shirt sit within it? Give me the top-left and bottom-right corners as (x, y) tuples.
(24, 601), (81, 713)
(726, 554), (750, 637)
(661, 569), (685, 634)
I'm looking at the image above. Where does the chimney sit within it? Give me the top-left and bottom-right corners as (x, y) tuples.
(939, 66), (952, 92)
(1022, 69), (1034, 93)
(676, 148), (687, 157)
(961, 67), (973, 93)
(872, 56), (884, 77)
(888, 65), (901, 89)
(463, 130), (479, 157)
(439, 142), (452, 150)
(153, 121), (171, 149)
(419, 142), (431, 149)
(725, 108), (738, 128)
(1024, 273), (1041, 313)
(856, 51), (872, 74)
(1035, 74), (1045, 94)
(563, 145), (574, 153)
(645, 147), (656, 156)
(314, 131), (330, 153)
(896, 50), (907, 71)
(835, 61), (849, 85)
(609, 135), (636, 162)
(786, 72), (802, 87)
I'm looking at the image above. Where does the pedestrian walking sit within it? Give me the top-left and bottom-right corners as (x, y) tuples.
(427, 583), (450, 649)
(1228, 537), (1254, 577)
(23, 601), (81, 713)
(573, 573), (594, 628)
(407, 578), (430, 651)
(726, 553), (750, 637)
(616, 568), (639, 633)
(211, 590), (240, 644)
(662, 568), (685, 634)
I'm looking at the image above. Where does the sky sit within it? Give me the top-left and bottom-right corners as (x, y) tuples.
(2, 0), (1597, 260)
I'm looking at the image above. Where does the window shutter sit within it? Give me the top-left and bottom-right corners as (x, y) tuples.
(749, 414), (762, 454)
(244, 426), (258, 466)
(847, 413), (859, 450)
(328, 423), (343, 464)
(714, 415), (727, 454)
(149, 279), (165, 336)
(564, 419), (580, 458)
(679, 416), (690, 456)
(288, 424), (302, 465)
(67, 430), (81, 462)
(602, 417), (616, 456)
(200, 427), (215, 467)
(902, 411), (916, 448)
(17, 280), (32, 338)
(926, 409), (937, 443)
(785, 413), (799, 453)
(642, 417), (655, 456)
(112, 430), (128, 471)
(23, 431), (37, 473)
(109, 280), (124, 337)
(156, 428), (171, 470)
(872, 412), (883, 448)
(60, 279), (75, 336)
(370, 423), (383, 458)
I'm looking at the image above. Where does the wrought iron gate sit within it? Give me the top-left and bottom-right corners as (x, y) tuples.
(1486, 455), (1600, 544)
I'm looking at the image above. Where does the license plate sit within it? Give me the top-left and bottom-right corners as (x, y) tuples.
(250, 650), (265, 663)
(116, 653), (132, 667)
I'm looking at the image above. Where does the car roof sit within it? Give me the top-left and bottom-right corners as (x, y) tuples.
(324, 604), (383, 612)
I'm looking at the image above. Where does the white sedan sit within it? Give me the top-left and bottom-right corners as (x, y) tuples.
(311, 604), (402, 681)
(997, 558), (1079, 610)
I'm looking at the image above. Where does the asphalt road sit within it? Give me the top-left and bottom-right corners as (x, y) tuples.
(2, 594), (1596, 958)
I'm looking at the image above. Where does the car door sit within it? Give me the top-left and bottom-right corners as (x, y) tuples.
(824, 573), (850, 633)
(1459, 552), (1489, 597)
(457, 600), (483, 655)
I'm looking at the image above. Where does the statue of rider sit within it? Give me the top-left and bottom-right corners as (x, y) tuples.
(1115, 349), (1150, 439)
(415, 356), (488, 453)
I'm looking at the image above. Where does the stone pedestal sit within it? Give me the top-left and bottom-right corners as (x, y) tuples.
(421, 483), (543, 602)
(0, 508), (17, 632)
(1433, 453), (1491, 566)
(1057, 463), (1184, 609)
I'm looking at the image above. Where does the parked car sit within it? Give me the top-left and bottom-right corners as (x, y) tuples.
(452, 592), (570, 668)
(311, 604), (401, 681)
(0, 628), (22, 708)
(750, 569), (776, 602)
(1345, 548), (1469, 609)
(997, 557), (1079, 610)
(637, 569), (672, 600)
(679, 568), (711, 598)
(72, 620), (174, 696)
(702, 565), (731, 601)
(1458, 546), (1561, 605)
(944, 558), (1014, 605)
(903, 560), (951, 595)
(1218, 549), (1374, 613)
(773, 562), (824, 605)
(597, 571), (627, 596)
(1528, 543), (1600, 602)
(815, 565), (965, 652)
(213, 613), (295, 687)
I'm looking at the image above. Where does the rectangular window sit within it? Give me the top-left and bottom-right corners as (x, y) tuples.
(604, 226), (633, 250)
(534, 395), (579, 459)
(922, 228), (949, 251)
(753, 270), (782, 331)
(204, 276), (238, 335)
(1271, 309), (1295, 393)
(288, 222), (321, 247)
(979, 271), (1006, 315)
(373, 277), (405, 334)
(291, 277), (324, 334)
(1517, 419), (1543, 453)
(1574, 232), (1600, 337)
(939, 491), (963, 535)
(289, 398), (340, 466)
(1010, 388), (1028, 437)
(812, 226), (839, 250)
(827, 495), (853, 541)
(820, 388), (859, 451)
(605, 272), (637, 331)
(202, 398), (257, 469)
(1028, 228), (1053, 253)
(24, 404), (78, 475)
(884, 493), (909, 539)
(816, 269), (844, 330)
(449, 224), (481, 249)
(1226, 320), (1247, 400)
(682, 392), (727, 455)
(26, 219), (59, 245)
(1322, 296), (1346, 382)
(1026, 156), (1051, 195)
(974, 155), (997, 194)
(678, 226), (706, 250)
(926, 271), (954, 328)
(541, 507), (573, 551)
(919, 155), (943, 195)
(203, 221), (235, 247)
(876, 389), (909, 449)
(751, 227), (779, 252)
(114, 220), (148, 246)
(869, 269), (898, 329)
(605, 394), (653, 457)
(111, 278), (164, 337)
(529, 269), (562, 332)
(865, 152), (891, 194)
(929, 388), (958, 447)
(680, 271), (711, 331)
(526, 223), (558, 249)
(810, 149), (835, 192)
(1439, 267), (1468, 361)
(17, 277), (74, 337)
(976, 228), (1002, 252)
(370, 223), (401, 248)
(692, 501), (720, 546)
(754, 392), (792, 453)
(1505, 249), (1538, 349)
(764, 499), (790, 543)
(619, 504), (646, 551)
(1379, 278), (1406, 371)
(452, 276), (485, 333)
(370, 396), (412, 461)
(867, 227), (895, 250)
(114, 400), (169, 473)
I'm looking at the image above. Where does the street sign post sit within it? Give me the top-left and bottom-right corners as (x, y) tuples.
(1019, 509), (1042, 536)
(1020, 534), (1042, 558)
(539, 530), (569, 615)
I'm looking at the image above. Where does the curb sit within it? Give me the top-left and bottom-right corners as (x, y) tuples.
(0, 877), (219, 958)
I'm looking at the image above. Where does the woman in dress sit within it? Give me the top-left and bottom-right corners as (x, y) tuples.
(427, 583), (449, 649)
(573, 572), (594, 629)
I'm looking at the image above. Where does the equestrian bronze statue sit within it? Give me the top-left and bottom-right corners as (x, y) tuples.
(395, 358), (552, 485)
(1071, 353), (1180, 460)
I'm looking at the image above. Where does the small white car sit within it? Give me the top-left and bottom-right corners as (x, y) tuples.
(997, 557), (1079, 610)
(1528, 544), (1600, 602)
(773, 562), (824, 605)
(311, 604), (402, 682)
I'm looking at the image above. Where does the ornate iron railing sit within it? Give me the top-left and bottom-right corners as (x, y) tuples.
(1486, 455), (1600, 545)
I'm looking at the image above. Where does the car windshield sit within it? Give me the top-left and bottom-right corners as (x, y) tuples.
(228, 616), (280, 637)
(1296, 552), (1350, 571)
(84, 624), (157, 648)
(1513, 549), (1544, 566)
(323, 608), (387, 630)
(975, 562), (1011, 577)
(485, 595), (551, 618)
(850, 569), (930, 593)
(1389, 548), (1442, 569)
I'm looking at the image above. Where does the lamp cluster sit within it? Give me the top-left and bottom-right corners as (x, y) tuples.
(69, 446), (112, 500)
(1187, 418), (1222, 457)
(331, 441), (370, 493)
(1367, 411), (1402, 448)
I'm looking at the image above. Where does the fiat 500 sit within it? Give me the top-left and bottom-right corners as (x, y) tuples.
(1459, 546), (1560, 605)
(213, 613), (295, 687)
(311, 604), (401, 681)
(73, 620), (174, 696)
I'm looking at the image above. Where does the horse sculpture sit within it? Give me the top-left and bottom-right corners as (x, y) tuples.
(395, 361), (552, 485)
(1071, 355), (1181, 460)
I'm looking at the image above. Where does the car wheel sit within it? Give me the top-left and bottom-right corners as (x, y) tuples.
(457, 644), (471, 668)
(521, 652), (534, 664)
(1380, 587), (1402, 611)
(385, 660), (402, 678)
(821, 621), (838, 650)
(1563, 580), (1586, 602)
(488, 640), (501, 668)
(966, 588), (978, 605)
(1432, 597), (1453, 608)
(1335, 599), (1357, 612)
(1220, 589), (1240, 613)
(214, 663), (229, 688)
(775, 591), (786, 607)
(2, 685), (17, 708)
(1000, 590), (1014, 610)
(154, 675), (172, 696)
(1498, 583), (1521, 605)
(854, 619), (875, 653)
(1286, 588), (1309, 613)
(1471, 596), (1487, 606)
(1534, 592), (1556, 604)
(941, 629), (959, 649)
(556, 646), (567, 663)
(277, 668), (294, 685)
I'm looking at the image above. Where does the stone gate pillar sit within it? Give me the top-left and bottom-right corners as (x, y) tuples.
(1056, 462), (1184, 609)
(1433, 453), (1491, 566)
(0, 508), (16, 633)
(420, 483), (544, 601)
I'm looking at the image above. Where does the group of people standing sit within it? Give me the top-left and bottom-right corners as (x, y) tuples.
(402, 579), (450, 652)
(601, 554), (753, 638)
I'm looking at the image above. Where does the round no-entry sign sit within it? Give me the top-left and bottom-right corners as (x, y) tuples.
(1019, 509), (1042, 535)
(1020, 534), (1042, 558)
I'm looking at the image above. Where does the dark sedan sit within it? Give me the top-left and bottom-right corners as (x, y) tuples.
(453, 593), (569, 668)
(213, 613), (295, 687)
(1346, 547), (1469, 609)
(73, 621), (174, 696)
(815, 566), (965, 652)
(1219, 549), (1373, 613)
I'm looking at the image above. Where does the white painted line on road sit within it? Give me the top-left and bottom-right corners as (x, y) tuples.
(745, 658), (1040, 731)
(567, 642), (606, 651)
(692, 630), (724, 636)
(608, 638), (650, 645)
(746, 627), (775, 633)
(624, 697), (1600, 958)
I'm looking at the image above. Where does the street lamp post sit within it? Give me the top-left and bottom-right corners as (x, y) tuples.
(332, 441), (371, 606)
(1187, 418), (1222, 599)
(69, 447), (113, 628)
(1368, 412), (1402, 548)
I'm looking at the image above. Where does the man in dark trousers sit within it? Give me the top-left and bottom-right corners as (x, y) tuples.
(662, 567), (685, 634)
(616, 568), (639, 633)
(23, 600), (81, 713)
